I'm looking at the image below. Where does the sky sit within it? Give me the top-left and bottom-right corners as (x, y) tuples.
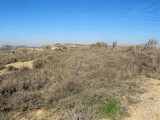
(0, 0), (160, 46)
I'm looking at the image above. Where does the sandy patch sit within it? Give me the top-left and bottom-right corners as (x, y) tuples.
(125, 79), (160, 120)
(0, 61), (33, 76)
(0, 69), (8, 76)
(5, 61), (33, 69)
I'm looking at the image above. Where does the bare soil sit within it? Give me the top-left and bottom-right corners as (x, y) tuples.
(125, 78), (160, 120)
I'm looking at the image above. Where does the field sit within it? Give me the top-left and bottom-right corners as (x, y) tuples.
(0, 43), (160, 120)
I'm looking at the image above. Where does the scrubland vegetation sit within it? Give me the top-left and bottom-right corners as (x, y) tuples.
(0, 41), (160, 120)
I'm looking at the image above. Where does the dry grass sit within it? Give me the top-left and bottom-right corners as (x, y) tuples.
(0, 44), (160, 120)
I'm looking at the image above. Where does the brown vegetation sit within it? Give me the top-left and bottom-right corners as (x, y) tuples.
(0, 44), (160, 120)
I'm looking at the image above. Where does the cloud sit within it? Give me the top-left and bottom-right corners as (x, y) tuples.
(119, 3), (159, 24)
(143, 5), (159, 12)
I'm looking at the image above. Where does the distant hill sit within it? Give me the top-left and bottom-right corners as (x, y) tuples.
(0, 44), (28, 51)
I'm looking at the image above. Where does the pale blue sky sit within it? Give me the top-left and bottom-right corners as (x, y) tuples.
(0, 0), (160, 46)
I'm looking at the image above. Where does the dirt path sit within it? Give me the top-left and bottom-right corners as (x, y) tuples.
(125, 79), (160, 120)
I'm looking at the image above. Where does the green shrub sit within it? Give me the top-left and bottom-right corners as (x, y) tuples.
(91, 42), (107, 48)
(99, 98), (120, 120)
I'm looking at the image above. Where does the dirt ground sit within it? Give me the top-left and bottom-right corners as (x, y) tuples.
(125, 79), (160, 120)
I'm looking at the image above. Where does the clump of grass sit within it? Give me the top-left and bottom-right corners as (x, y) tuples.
(82, 95), (127, 120)
(91, 42), (107, 48)
(99, 98), (122, 120)
(46, 99), (57, 109)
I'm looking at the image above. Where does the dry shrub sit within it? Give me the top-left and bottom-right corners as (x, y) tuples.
(53, 80), (82, 100)
(33, 55), (55, 69)
(82, 88), (109, 104)
(63, 80), (82, 94)
(32, 59), (45, 69)
(0, 65), (5, 70)
(1, 84), (16, 96)
(0, 55), (56, 113)
(0, 92), (45, 112)
(112, 41), (118, 48)
(2, 58), (17, 65)
(1, 45), (160, 119)
(11, 92), (45, 111)
(0, 69), (49, 112)
(59, 96), (75, 109)
(70, 105), (100, 120)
